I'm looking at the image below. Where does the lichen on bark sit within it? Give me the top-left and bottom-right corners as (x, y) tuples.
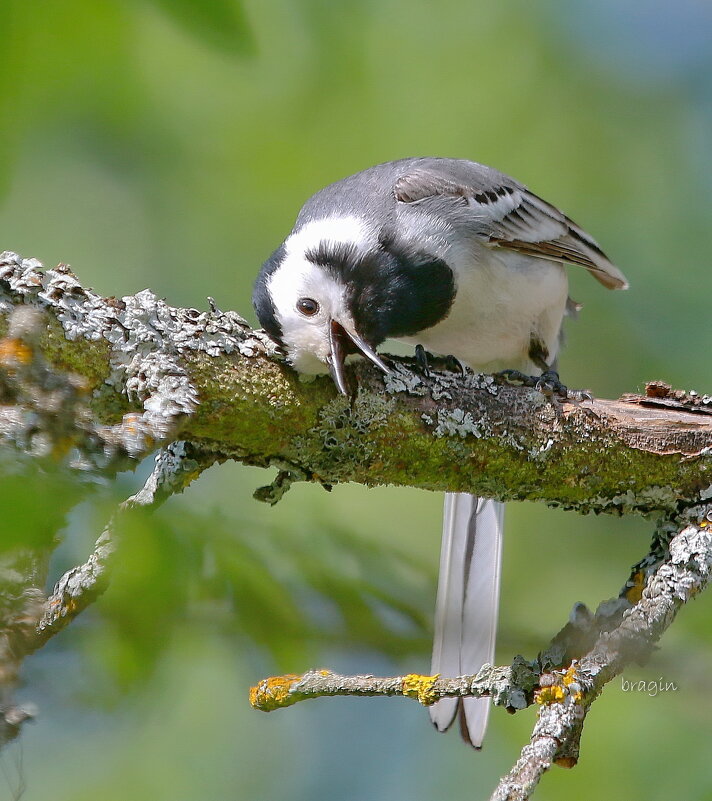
(1, 250), (712, 800)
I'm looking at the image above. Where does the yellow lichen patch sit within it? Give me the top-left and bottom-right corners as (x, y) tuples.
(249, 674), (301, 711)
(534, 685), (565, 705)
(536, 664), (584, 705)
(562, 664), (578, 686)
(562, 664), (583, 702)
(535, 684), (565, 705)
(624, 570), (646, 603)
(401, 673), (439, 706)
(0, 337), (33, 367)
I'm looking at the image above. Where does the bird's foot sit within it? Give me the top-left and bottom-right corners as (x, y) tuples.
(414, 345), (466, 378)
(497, 369), (592, 403)
(497, 369), (537, 389)
(414, 344), (431, 377)
(535, 371), (592, 403)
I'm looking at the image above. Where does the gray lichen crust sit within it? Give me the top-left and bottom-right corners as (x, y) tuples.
(2, 251), (712, 800)
(1, 250), (711, 512)
(1, 251), (277, 453)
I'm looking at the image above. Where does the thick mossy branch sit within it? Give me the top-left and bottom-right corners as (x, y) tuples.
(0, 254), (712, 512)
(1, 251), (710, 515)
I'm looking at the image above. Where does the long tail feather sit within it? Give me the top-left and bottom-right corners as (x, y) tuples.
(429, 493), (504, 748)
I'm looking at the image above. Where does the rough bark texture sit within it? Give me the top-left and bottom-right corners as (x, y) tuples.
(1, 252), (710, 512)
(1, 250), (711, 799)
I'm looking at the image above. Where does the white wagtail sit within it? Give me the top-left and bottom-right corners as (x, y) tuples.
(253, 157), (628, 747)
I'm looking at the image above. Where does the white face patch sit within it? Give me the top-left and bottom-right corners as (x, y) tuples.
(267, 216), (369, 374)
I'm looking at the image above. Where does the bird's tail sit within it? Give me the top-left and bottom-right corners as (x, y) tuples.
(429, 493), (504, 748)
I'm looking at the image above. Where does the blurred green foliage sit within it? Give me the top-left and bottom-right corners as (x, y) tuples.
(0, 460), (84, 551)
(88, 500), (431, 693)
(1, 0), (711, 799)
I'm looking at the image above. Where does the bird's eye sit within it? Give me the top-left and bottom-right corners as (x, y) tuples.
(296, 297), (319, 316)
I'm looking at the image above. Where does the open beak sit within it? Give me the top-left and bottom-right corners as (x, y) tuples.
(326, 319), (391, 396)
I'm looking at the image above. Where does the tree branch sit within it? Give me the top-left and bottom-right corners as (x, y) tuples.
(249, 508), (712, 801)
(0, 439), (215, 747)
(2, 250), (712, 797)
(34, 440), (217, 647)
(249, 657), (539, 713)
(491, 510), (712, 800)
(1, 251), (710, 514)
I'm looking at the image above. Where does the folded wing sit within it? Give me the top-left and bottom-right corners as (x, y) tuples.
(394, 159), (628, 290)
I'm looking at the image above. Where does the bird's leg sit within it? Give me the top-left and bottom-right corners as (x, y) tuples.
(531, 341), (592, 402)
(414, 344), (431, 377)
(443, 355), (468, 376)
(496, 369), (538, 388)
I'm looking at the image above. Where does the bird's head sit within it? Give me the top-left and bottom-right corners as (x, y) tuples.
(252, 217), (455, 394)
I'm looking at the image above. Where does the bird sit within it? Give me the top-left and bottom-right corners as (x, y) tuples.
(252, 157), (628, 748)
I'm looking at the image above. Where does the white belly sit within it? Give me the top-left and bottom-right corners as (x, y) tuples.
(399, 245), (569, 374)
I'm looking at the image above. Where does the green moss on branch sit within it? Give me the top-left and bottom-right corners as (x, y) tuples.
(2, 251), (710, 515)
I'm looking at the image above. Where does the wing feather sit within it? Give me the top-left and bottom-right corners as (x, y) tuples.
(394, 161), (629, 290)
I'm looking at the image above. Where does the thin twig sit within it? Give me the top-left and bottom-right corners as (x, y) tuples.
(248, 509), (712, 801)
(34, 441), (216, 644)
(493, 511), (712, 800)
(250, 657), (540, 713)
(0, 441), (216, 748)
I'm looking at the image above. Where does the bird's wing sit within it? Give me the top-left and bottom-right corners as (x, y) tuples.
(430, 493), (504, 748)
(394, 160), (628, 290)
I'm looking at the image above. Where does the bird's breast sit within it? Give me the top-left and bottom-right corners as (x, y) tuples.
(398, 245), (569, 374)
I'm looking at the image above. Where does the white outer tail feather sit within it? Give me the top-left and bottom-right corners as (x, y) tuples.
(429, 493), (505, 748)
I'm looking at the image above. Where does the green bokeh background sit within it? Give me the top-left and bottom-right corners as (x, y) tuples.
(1, 1), (711, 799)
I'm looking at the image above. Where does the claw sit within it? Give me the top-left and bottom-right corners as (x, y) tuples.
(537, 371), (593, 402)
